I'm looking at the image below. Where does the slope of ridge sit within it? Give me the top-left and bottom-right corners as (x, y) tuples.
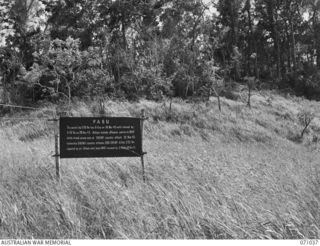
(0, 91), (319, 239)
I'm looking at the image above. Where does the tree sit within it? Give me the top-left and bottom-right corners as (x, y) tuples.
(203, 60), (224, 111)
(244, 75), (256, 108)
(298, 109), (314, 138)
(7, 0), (47, 67)
(160, 0), (211, 97)
(0, 47), (21, 105)
(30, 37), (83, 104)
(301, 0), (320, 68)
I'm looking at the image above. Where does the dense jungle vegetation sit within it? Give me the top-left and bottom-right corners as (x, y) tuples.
(1, 0), (320, 106)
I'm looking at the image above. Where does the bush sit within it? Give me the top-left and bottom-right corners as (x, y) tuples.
(76, 69), (114, 98)
(172, 65), (199, 98)
(298, 109), (315, 138)
(281, 66), (320, 100)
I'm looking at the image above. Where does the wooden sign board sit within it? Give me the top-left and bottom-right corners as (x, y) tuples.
(59, 117), (142, 158)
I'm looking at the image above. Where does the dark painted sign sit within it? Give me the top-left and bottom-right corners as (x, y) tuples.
(59, 117), (142, 158)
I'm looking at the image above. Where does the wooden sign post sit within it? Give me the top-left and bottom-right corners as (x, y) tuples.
(55, 109), (148, 182)
(49, 116), (60, 182)
(48, 116), (60, 182)
(54, 119), (60, 181)
(140, 109), (146, 182)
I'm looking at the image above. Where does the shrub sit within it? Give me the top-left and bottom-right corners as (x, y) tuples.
(281, 66), (320, 100)
(76, 69), (114, 98)
(172, 64), (199, 98)
(123, 58), (173, 101)
(298, 109), (315, 138)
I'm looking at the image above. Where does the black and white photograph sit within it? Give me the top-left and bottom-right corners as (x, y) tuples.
(0, 0), (320, 243)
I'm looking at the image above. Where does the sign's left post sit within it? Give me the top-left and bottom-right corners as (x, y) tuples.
(54, 115), (60, 182)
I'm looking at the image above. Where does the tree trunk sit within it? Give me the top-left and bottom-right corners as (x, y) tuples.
(289, 18), (296, 71)
(317, 48), (320, 69)
(230, 1), (239, 46)
(267, 1), (281, 80)
(121, 21), (127, 50)
(2, 73), (13, 113)
(311, 7), (320, 68)
(284, 18), (292, 73)
(217, 94), (221, 112)
(316, 24), (320, 68)
(246, 0), (252, 76)
(247, 84), (251, 108)
(287, 35), (292, 72)
(275, 29), (281, 79)
(280, 41), (286, 77)
(2, 74), (7, 104)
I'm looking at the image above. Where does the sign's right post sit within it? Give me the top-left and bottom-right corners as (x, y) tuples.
(140, 109), (146, 182)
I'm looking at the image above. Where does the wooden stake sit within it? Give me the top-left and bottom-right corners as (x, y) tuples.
(140, 109), (146, 182)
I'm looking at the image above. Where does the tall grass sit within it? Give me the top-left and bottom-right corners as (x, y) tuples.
(0, 93), (319, 239)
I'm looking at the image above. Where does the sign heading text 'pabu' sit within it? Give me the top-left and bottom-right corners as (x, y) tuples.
(59, 117), (143, 158)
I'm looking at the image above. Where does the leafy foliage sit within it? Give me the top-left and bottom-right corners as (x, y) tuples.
(1, 0), (320, 104)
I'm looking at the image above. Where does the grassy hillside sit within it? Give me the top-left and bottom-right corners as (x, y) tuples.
(0, 91), (319, 239)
